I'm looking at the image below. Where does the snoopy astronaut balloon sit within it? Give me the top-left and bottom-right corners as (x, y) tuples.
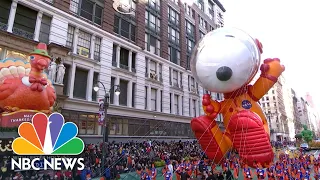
(190, 28), (285, 167)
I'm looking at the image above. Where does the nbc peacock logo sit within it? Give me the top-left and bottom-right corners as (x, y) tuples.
(11, 113), (85, 171)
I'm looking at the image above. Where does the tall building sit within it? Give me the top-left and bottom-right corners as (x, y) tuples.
(0, 0), (225, 142)
(291, 89), (302, 134)
(259, 75), (289, 142)
(305, 93), (319, 136)
(297, 97), (311, 129)
(283, 81), (295, 140)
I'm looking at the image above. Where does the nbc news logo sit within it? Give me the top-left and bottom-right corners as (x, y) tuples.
(11, 113), (85, 171)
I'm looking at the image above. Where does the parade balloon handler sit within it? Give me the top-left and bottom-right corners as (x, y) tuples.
(189, 27), (285, 167)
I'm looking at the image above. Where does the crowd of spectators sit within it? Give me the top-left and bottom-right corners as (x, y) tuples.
(0, 140), (294, 179)
(0, 140), (203, 180)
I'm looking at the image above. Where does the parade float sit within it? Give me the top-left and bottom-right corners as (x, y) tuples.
(190, 28), (285, 167)
(0, 43), (56, 128)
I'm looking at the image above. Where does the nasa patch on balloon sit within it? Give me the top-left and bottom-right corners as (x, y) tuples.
(241, 100), (252, 109)
(11, 113), (85, 171)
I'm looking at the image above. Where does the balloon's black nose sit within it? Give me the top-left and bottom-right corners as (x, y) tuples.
(216, 66), (233, 81)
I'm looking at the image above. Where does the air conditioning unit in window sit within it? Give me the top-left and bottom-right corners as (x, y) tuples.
(79, 47), (90, 58)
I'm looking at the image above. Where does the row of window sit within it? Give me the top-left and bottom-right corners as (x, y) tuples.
(1, 0), (218, 69)
(262, 96), (276, 101)
(0, 0), (51, 43)
(62, 109), (194, 136)
(59, 63), (199, 115)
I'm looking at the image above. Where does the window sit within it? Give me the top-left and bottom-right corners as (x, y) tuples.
(94, 37), (101, 61)
(112, 44), (117, 67)
(132, 53), (136, 72)
(77, 30), (91, 57)
(114, 16), (136, 41)
(273, 96), (276, 100)
(199, 16), (205, 28)
(145, 33), (160, 55)
(180, 72), (183, 87)
(110, 77), (115, 104)
(147, 0), (160, 11)
(267, 103), (270, 107)
(13, 4), (37, 40)
(39, 15), (51, 44)
(272, 90), (275, 94)
(168, 7), (179, 25)
(132, 83), (136, 107)
(266, 97), (269, 101)
(184, 4), (194, 18)
(0, 0), (11, 29)
(120, 48), (129, 70)
(181, 96), (184, 115)
(193, 99), (197, 117)
(92, 72), (99, 101)
(190, 76), (195, 90)
(151, 88), (157, 111)
(200, 30), (205, 38)
(208, 1), (214, 20)
(145, 58), (148, 77)
(186, 20), (195, 38)
(119, 79), (128, 106)
(150, 60), (156, 74)
(73, 68), (88, 99)
(172, 70), (178, 87)
(189, 98), (192, 116)
(197, 0), (204, 11)
(159, 64), (162, 81)
(71, 0), (104, 25)
(66, 26), (75, 48)
(186, 38), (195, 53)
(68, 112), (97, 135)
(174, 94), (179, 115)
(169, 93), (172, 113)
(160, 90), (163, 112)
(145, 11), (160, 33)
(168, 26), (180, 44)
(168, 46), (180, 65)
(186, 56), (191, 70)
(145, 86), (148, 109)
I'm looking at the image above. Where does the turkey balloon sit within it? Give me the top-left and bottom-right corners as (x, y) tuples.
(190, 28), (285, 167)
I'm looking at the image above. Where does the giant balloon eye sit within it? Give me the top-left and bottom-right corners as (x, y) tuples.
(190, 28), (261, 93)
(216, 66), (233, 81)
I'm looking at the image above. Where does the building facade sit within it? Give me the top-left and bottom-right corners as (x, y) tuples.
(259, 75), (289, 142)
(297, 97), (311, 130)
(0, 0), (225, 142)
(291, 89), (302, 134)
(283, 81), (295, 140)
(305, 93), (319, 136)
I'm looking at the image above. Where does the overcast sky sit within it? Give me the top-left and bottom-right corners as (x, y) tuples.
(221, 0), (320, 108)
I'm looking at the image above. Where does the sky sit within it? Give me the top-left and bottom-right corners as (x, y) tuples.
(221, 0), (320, 108)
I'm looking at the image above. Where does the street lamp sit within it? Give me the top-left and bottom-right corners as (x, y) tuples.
(93, 81), (120, 174)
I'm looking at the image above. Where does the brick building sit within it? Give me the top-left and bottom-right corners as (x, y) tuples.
(0, 0), (225, 142)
